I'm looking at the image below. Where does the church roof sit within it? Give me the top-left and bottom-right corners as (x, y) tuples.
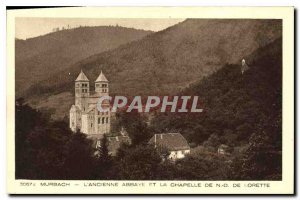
(86, 105), (96, 113)
(95, 71), (108, 82)
(75, 70), (89, 82)
(149, 133), (190, 151)
(89, 92), (101, 98)
(70, 105), (80, 111)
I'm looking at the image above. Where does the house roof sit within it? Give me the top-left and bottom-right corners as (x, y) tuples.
(95, 71), (108, 82)
(108, 136), (131, 156)
(149, 133), (190, 151)
(89, 135), (131, 156)
(75, 70), (89, 82)
(218, 144), (229, 149)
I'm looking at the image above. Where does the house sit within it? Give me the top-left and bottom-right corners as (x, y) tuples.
(69, 70), (111, 135)
(217, 144), (231, 155)
(149, 133), (190, 160)
(91, 134), (131, 157)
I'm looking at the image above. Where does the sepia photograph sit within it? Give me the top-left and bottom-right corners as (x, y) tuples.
(6, 7), (294, 194)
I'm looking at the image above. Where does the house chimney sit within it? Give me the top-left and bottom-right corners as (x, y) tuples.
(154, 134), (157, 148)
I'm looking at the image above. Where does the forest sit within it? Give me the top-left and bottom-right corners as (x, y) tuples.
(15, 38), (282, 180)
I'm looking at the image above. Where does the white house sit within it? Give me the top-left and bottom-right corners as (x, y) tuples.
(217, 144), (231, 155)
(149, 133), (190, 160)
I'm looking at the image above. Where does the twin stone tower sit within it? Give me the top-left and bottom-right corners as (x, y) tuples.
(69, 70), (111, 136)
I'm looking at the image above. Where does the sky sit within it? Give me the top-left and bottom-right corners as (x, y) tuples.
(15, 18), (185, 39)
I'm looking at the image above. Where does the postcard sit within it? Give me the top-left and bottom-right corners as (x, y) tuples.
(6, 7), (294, 194)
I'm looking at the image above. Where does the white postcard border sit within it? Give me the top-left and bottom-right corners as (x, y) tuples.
(6, 7), (294, 194)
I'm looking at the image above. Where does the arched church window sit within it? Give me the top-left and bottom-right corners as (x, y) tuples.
(102, 117), (105, 124)
(106, 117), (108, 123)
(98, 117), (101, 124)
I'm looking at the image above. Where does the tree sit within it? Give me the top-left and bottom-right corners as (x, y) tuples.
(155, 160), (178, 180)
(232, 131), (281, 180)
(24, 124), (72, 179)
(63, 130), (95, 179)
(116, 145), (161, 180)
(114, 111), (152, 146)
(202, 134), (221, 151)
(175, 152), (230, 180)
(99, 134), (110, 160)
(95, 134), (114, 179)
(15, 98), (49, 179)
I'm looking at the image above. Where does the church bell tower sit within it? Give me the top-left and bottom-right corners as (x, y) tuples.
(75, 70), (90, 112)
(95, 71), (109, 96)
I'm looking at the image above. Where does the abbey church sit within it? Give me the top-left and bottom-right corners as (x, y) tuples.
(69, 70), (111, 135)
